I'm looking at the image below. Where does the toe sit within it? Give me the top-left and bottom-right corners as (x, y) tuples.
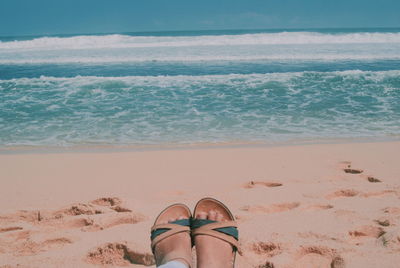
(216, 213), (224, 222)
(178, 215), (186, 220)
(197, 211), (207, 219)
(208, 210), (217, 220)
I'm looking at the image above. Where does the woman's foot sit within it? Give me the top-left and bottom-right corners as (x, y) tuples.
(152, 204), (192, 267)
(194, 210), (235, 268)
(154, 216), (192, 266)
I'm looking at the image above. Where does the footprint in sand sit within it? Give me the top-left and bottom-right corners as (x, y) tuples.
(91, 197), (133, 213)
(243, 181), (283, 189)
(110, 206), (132, 212)
(297, 231), (344, 242)
(0, 226), (23, 233)
(13, 237), (73, 256)
(375, 218), (391, 227)
(256, 262), (275, 268)
(326, 189), (360, 199)
(250, 241), (282, 257)
(380, 210), (400, 237)
(91, 197), (122, 207)
(0, 197), (143, 231)
(0, 210), (42, 224)
(50, 198), (145, 231)
(0, 197), (147, 257)
(47, 197), (131, 219)
(295, 246), (345, 268)
(361, 190), (397, 198)
(64, 217), (95, 228)
(55, 203), (104, 217)
(333, 209), (362, 221)
(367, 176), (382, 183)
(340, 161), (386, 184)
(302, 204), (334, 211)
(377, 230), (400, 249)
(9, 230), (31, 241)
(343, 168), (363, 174)
(339, 161), (363, 174)
(383, 207), (400, 215)
(81, 213), (147, 232)
(0, 197), (150, 266)
(348, 225), (385, 239)
(86, 242), (154, 266)
(54, 199), (130, 217)
(241, 202), (300, 213)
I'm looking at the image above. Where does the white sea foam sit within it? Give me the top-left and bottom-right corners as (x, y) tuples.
(1, 70), (399, 92)
(1, 70), (399, 147)
(1, 32), (400, 64)
(1, 54), (400, 64)
(2, 32), (400, 50)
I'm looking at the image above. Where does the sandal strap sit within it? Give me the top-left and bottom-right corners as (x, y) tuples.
(191, 219), (239, 250)
(151, 219), (191, 252)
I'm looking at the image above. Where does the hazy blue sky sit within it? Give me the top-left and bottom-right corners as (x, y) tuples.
(1, 0), (399, 36)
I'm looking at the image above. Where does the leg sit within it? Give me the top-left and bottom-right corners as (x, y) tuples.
(158, 260), (189, 268)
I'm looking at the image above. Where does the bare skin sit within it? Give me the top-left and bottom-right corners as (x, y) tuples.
(194, 210), (234, 268)
(154, 210), (234, 268)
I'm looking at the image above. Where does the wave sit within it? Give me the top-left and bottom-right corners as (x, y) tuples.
(1, 70), (399, 95)
(1, 31), (399, 64)
(2, 32), (400, 51)
(1, 55), (400, 65)
(1, 70), (399, 147)
(2, 69), (399, 85)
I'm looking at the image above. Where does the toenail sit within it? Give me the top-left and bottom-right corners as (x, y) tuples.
(208, 210), (217, 220)
(197, 212), (207, 219)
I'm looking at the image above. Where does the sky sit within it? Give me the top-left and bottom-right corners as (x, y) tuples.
(0, 0), (400, 36)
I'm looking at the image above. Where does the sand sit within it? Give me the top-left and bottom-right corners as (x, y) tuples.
(0, 141), (399, 267)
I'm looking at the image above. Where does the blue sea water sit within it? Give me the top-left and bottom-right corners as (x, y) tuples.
(0, 28), (400, 148)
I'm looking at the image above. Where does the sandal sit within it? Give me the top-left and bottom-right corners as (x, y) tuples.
(151, 203), (192, 267)
(191, 198), (239, 266)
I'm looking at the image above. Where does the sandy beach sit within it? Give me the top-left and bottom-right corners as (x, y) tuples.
(0, 141), (399, 267)
(2, 1), (400, 267)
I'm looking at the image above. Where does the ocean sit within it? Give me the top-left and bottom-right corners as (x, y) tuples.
(1, 28), (400, 149)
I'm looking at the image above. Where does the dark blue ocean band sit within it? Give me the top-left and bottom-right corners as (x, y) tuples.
(151, 219), (190, 240)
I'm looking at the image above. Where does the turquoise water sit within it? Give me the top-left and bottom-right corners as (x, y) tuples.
(1, 28), (400, 147)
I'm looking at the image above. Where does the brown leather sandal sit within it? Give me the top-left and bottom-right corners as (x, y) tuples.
(151, 203), (192, 267)
(192, 198), (239, 267)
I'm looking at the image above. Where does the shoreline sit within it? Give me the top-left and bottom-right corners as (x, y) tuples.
(1, 136), (399, 155)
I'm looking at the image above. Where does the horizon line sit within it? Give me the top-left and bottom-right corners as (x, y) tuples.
(1, 26), (400, 39)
